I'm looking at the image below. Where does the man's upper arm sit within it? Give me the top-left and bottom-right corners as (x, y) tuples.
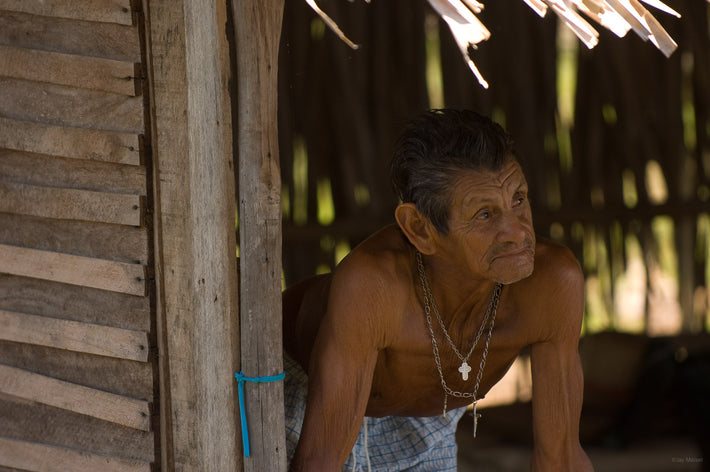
(529, 247), (593, 471)
(289, 257), (395, 471)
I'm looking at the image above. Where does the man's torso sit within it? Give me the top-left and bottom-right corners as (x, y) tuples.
(282, 224), (567, 417)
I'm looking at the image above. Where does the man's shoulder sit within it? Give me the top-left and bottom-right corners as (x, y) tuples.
(530, 238), (583, 286)
(331, 226), (413, 303)
(335, 225), (412, 281)
(512, 238), (584, 341)
(326, 225), (414, 346)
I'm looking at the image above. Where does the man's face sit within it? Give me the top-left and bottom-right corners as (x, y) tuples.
(437, 158), (536, 285)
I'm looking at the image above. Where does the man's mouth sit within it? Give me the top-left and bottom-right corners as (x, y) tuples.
(491, 239), (535, 261)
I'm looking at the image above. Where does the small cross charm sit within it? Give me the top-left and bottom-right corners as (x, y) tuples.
(472, 401), (482, 438)
(458, 361), (472, 381)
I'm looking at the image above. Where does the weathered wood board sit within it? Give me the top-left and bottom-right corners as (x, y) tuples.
(0, 341), (154, 400)
(0, 364), (151, 430)
(0, 309), (149, 361)
(0, 78), (144, 133)
(0, 11), (140, 61)
(0, 117), (141, 165)
(0, 181), (143, 226)
(0, 44), (138, 96)
(0, 274), (151, 331)
(0, 244), (146, 296)
(234, 0), (287, 469)
(0, 0), (134, 25)
(145, 0), (241, 470)
(0, 213), (149, 264)
(0, 150), (147, 195)
(0, 437), (150, 472)
(0, 392), (155, 461)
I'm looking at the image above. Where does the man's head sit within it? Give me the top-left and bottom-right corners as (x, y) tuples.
(390, 109), (516, 235)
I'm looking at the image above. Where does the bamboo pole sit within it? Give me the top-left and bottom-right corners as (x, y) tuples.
(233, 0), (286, 470)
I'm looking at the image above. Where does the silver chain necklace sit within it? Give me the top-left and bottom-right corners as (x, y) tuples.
(415, 250), (502, 435)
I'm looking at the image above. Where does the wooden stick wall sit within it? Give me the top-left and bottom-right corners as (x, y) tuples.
(0, 1), (156, 471)
(279, 0), (710, 334)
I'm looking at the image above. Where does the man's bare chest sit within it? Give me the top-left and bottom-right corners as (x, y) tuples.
(365, 308), (526, 417)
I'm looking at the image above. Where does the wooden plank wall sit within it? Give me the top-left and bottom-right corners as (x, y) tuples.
(0, 1), (157, 470)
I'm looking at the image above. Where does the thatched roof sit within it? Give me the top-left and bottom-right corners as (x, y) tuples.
(306, 0), (682, 88)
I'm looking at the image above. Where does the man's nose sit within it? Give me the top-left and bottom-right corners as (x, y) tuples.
(496, 210), (529, 243)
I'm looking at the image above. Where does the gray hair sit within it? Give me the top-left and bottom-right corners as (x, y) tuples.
(390, 109), (516, 234)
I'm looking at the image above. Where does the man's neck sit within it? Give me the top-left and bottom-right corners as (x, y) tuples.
(415, 251), (498, 324)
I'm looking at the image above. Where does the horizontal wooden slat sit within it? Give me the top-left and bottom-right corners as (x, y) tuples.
(0, 364), (151, 431)
(0, 78), (144, 133)
(0, 341), (153, 400)
(0, 310), (148, 361)
(0, 149), (147, 195)
(0, 436), (150, 472)
(0, 44), (138, 95)
(0, 11), (140, 61)
(0, 244), (146, 296)
(0, 0), (133, 26)
(0, 116), (140, 165)
(0, 275), (150, 331)
(0, 213), (149, 265)
(0, 393), (155, 462)
(0, 181), (142, 226)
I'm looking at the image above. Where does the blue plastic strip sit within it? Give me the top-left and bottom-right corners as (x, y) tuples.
(234, 371), (286, 457)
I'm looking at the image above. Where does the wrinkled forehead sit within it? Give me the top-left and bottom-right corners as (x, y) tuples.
(453, 157), (526, 188)
(449, 160), (527, 204)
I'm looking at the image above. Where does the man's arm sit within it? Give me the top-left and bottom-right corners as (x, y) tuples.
(289, 256), (394, 471)
(529, 247), (594, 471)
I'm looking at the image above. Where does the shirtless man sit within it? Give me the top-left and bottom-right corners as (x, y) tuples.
(282, 109), (594, 471)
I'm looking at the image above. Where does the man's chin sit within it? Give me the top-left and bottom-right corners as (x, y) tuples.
(491, 256), (535, 285)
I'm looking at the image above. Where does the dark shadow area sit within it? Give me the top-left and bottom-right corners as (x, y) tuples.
(456, 332), (710, 471)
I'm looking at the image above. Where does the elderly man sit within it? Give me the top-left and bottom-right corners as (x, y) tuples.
(282, 109), (593, 471)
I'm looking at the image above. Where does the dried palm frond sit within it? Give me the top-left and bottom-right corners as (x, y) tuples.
(303, 0), (361, 49)
(427, 0), (491, 88)
(304, 0), (681, 89)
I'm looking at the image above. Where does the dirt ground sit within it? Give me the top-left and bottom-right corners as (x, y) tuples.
(455, 407), (704, 472)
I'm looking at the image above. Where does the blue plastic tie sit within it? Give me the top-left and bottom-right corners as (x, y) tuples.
(234, 371), (286, 457)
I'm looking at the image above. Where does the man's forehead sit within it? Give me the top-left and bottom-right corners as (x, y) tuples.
(449, 162), (525, 208)
(455, 160), (527, 190)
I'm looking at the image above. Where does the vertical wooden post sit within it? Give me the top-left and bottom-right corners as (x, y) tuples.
(145, 0), (240, 470)
(233, 0), (286, 470)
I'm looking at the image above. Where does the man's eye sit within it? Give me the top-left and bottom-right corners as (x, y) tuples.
(476, 210), (490, 220)
(513, 194), (526, 206)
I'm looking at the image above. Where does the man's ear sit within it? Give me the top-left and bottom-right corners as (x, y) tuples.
(394, 203), (437, 255)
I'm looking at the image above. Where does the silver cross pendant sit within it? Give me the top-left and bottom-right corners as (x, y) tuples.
(458, 361), (472, 380)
